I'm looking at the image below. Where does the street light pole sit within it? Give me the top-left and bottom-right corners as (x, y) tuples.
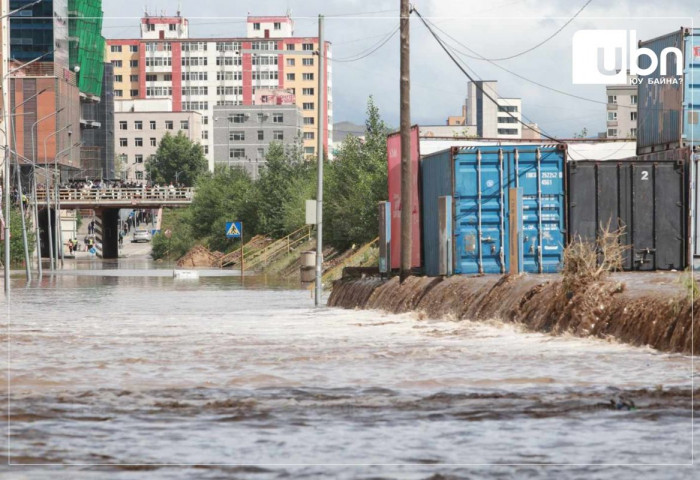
(314, 15), (325, 306)
(43, 123), (71, 271)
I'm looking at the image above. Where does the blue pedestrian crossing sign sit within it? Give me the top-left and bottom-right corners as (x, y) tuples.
(226, 221), (242, 238)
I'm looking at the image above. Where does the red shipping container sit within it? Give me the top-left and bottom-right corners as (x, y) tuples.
(386, 126), (421, 270)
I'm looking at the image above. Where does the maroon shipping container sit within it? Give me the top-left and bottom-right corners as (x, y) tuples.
(386, 126), (421, 270)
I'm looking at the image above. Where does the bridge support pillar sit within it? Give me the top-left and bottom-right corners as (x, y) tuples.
(95, 208), (120, 259)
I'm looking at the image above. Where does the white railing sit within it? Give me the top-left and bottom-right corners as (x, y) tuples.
(35, 187), (195, 203)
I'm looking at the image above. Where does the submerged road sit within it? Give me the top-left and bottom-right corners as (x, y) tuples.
(0, 258), (697, 478)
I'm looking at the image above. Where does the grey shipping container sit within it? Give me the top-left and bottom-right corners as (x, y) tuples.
(637, 27), (700, 154)
(568, 159), (687, 270)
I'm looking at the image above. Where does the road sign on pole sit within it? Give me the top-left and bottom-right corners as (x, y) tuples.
(226, 221), (242, 238)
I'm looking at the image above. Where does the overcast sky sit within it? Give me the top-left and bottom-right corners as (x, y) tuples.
(102, 0), (700, 138)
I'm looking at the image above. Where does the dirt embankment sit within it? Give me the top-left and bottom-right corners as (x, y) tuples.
(328, 274), (699, 354)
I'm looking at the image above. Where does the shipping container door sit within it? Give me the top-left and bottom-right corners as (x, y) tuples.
(568, 163), (597, 242)
(453, 149), (507, 274)
(683, 30), (700, 149)
(517, 148), (565, 273)
(653, 163), (685, 269)
(630, 164), (656, 270)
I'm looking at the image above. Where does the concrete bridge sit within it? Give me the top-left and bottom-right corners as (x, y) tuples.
(34, 187), (194, 260)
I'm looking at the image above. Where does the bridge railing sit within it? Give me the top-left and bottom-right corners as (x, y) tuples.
(35, 187), (195, 203)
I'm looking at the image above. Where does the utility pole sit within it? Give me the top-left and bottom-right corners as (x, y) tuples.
(314, 14), (325, 306)
(2, 0), (11, 295)
(399, 0), (412, 282)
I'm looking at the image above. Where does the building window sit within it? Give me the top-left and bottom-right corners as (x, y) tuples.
(272, 113), (283, 123)
(303, 117), (315, 125)
(253, 23), (261, 30)
(230, 131), (245, 141)
(146, 74), (157, 82)
(631, 95), (638, 105)
(114, 90), (123, 97)
(130, 60), (139, 67)
(230, 114), (246, 123)
(136, 171), (144, 180)
(147, 24), (155, 31)
(150, 138), (157, 146)
(169, 24), (177, 31)
(119, 138), (128, 147)
(164, 74), (172, 81)
(497, 105), (518, 113)
(130, 89), (139, 97)
(273, 131), (284, 140)
(304, 147), (315, 155)
(135, 138), (143, 147)
(287, 44), (295, 51)
(202, 131), (208, 140)
(303, 102), (314, 110)
(286, 58), (295, 67)
(112, 60), (122, 67)
(230, 148), (246, 158)
(608, 95), (617, 104)
(302, 88), (314, 95)
(630, 128), (637, 137)
(286, 73), (295, 81)
(258, 130), (264, 140)
(135, 154), (144, 163)
(302, 43), (314, 51)
(203, 116), (208, 125)
(498, 116), (517, 124)
(165, 121), (174, 130)
(130, 45), (139, 52)
(114, 75), (123, 82)
(150, 120), (156, 130)
(274, 22), (281, 30)
(631, 111), (637, 121)
(497, 128), (518, 135)
(134, 121), (143, 130)
(303, 132), (314, 140)
(302, 73), (314, 81)
(119, 121), (127, 130)
(181, 120), (189, 130)
(204, 145), (209, 154)
(110, 45), (122, 53)
(257, 148), (265, 159)
(302, 58), (314, 66)
(608, 111), (617, 121)
(608, 128), (618, 137)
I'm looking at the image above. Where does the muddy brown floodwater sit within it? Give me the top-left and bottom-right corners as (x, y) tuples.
(0, 258), (698, 479)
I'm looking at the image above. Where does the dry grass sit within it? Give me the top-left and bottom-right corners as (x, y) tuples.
(562, 221), (628, 294)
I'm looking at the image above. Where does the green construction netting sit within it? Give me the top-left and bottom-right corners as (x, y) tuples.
(68, 0), (105, 97)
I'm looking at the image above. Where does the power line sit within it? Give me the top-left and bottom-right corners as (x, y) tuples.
(413, 7), (562, 143)
(452, 0), (593, 61)
(333, 27), (399, 63)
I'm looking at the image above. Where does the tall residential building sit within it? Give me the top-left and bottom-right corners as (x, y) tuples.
(466, 80), (522, 139)
(105, 12), (333, 170)
(606, 72), (638, 139)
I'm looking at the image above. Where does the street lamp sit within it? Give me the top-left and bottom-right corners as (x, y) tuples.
(42, 123), (72, 271)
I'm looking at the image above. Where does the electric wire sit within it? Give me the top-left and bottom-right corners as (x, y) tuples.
(333, 27), (399, 62)
(413, 7), (563, 143)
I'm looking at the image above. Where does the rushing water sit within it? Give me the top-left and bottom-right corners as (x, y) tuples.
(1, 259), (698, 479)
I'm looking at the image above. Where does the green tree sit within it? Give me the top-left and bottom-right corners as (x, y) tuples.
(325, 96), (389, 250)
(0, 207), (35, 267)
(151, 208), (195, 260)
(145, 131), (207, 186)
(254, 142), (314, 237)
(189, 165), (257, 252)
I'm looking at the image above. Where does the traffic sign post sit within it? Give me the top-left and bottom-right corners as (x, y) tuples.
(226, 221), (244, 274)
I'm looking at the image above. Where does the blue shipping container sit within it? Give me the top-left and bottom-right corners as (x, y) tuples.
(637, 27), (700, 154)
(421, 145), (567, 275)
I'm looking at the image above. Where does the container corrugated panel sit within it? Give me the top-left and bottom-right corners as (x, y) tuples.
(421, 145), (566, 275)
(568, 159), (687, 270)
(421, 150), (452, 276)
(637, 28), (700, 154)
(692, 152), (700, 257)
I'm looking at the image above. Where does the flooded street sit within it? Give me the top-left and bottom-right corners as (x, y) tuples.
(1, 259), (697, 479)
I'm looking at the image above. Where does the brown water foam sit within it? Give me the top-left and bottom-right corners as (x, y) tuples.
(328, 274), (699, 354)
